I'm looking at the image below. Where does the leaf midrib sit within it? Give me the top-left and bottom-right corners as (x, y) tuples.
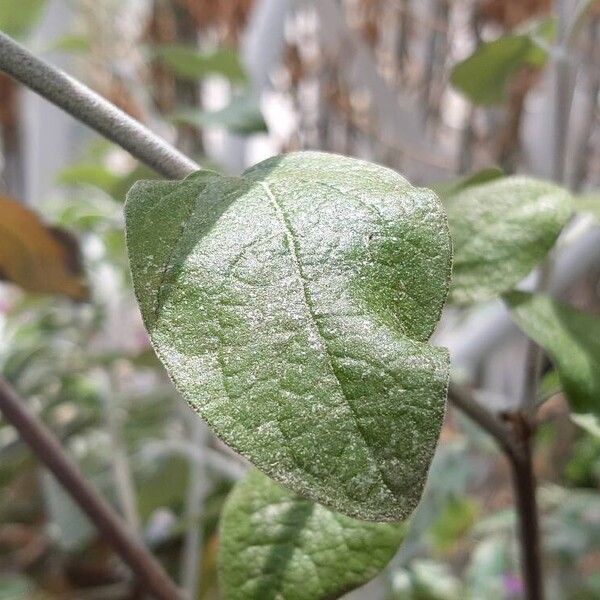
(258, 180), (397, 501)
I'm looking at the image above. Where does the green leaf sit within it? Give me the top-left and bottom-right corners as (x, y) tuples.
(432, 167), (504, 200)
(570, 413), (600, 439)
(57, 163), (121, 196)
(448, 177), (572, 304)
(0, 0), (46, 38)
(153, 45), (247, 82)
(219, 470), (406, 600)
(574, 194), (600, 221)
(47, 33), (91, 54)
(171, 94), (267, 135)
(505, 291), (600, 414)
(125, 151), (452, 521)
(450, 30), (549, 105)
(430, 496), (479, 551)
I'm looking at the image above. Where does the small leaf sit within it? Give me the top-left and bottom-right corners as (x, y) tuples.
(574, 194), (600, 221)
(450, 27), (550, 105)
(430, 496), (479, 551)
(126, 152), (451, 521)
(47, 33), (91, 54)
(570, 414), (600, 439)
(505, 291), (600, 415)
(57, 163), (122, 195)
(0, 0), (46, 38)
(153, 45), (247, 82)
(0, 195), (88, 300)
(432, 167), (504, 200)
(219, 470), (406, 600)
(448, 177), (572, 304)
(171, 94), (267, 135)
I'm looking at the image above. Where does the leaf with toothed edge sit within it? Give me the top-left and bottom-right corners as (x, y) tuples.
(219, 469), (407, 600)
(125, 151), (451, 521)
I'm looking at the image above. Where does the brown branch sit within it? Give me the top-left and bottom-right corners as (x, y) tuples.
(447, 381), (521, 463)
(504, 413), (544, 600)
(448, 381), (544, 600)
(0, 377), (181, 600)
(0, 31), (197, 180)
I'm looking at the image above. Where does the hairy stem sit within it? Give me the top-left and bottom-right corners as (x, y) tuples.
(0, 31), (198, 180)
(0, 377), (181, 600)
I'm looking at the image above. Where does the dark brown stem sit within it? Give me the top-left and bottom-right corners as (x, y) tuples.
(505, 415), (544, 600)
(0, 377), (181, 600)
(448, 382), (544, 600)
(447, 381), (521, 463)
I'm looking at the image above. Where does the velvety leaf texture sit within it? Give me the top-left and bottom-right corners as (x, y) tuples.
(219, 470), (406, 600)
(505, 291), (600, 415)
(125, 151), (451, 521)
(447, 177), (572, 304)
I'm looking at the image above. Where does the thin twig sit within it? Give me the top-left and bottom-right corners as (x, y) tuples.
(0, 31), (198, 180)
(0, 377), (181, 600)
(447, 381), (521, 463)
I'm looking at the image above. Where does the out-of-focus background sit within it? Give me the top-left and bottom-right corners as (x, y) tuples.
(0, 0), (599, 598)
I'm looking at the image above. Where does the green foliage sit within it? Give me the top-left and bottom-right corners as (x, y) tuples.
(574, 194), (600, 221)
(125, 151), (452, 521)
(0, 575), (31, 599)
(430, 496), (479, 552)
(505, 292), (600, 415)
(432, 167), (504, 200)
(153, 45), (247, 82)
(171, 93), (267, 135)
(57, 163), (122, 196)
(0, 0), (46, 38)
(570, 414), (600, 440)
(447, 177), (572, 304)
(47, 33), (91, 54)
(450, 20), (554, 105)
(219, 469), (406, 600)
(391, 560), (462, 599)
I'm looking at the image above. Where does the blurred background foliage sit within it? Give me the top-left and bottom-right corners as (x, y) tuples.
(0, 0), (599, 598)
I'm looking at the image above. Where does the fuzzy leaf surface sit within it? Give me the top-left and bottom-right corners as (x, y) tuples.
(447, 177), (572, 304)
(125, 151), (451, 521)
(219, 470), (406, 600)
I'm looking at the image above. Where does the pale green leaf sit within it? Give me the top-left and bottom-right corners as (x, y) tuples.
(570, 413), (600, 439)
(47, 33), (91, 54)
(448, 177), (572, 304)
(574, 194), (600, 221)
(450, 23), (551, 106)
(125, 151), (451, 521)
(505, 291), (600, 414)
(0, 0), (46, 38)
(219, 470), (406, 600)
(57, 163), (121, 195)
(153, 45), (246, 82)
(432, 167), (504, 200)
(171, 94), (267, 135)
